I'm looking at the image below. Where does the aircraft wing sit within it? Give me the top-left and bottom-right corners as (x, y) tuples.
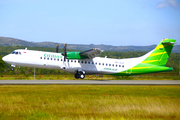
(79, 48), (104, 59)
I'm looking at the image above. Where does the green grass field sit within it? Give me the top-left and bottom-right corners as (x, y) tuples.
(0, 72), (180, 80)
(0, 85), (179, 120)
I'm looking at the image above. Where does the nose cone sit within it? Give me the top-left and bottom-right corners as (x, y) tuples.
(2, 56), (7, 62)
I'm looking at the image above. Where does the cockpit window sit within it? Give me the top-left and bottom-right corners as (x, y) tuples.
(11, 51), (22, 55)
(11, 51), (16, 54)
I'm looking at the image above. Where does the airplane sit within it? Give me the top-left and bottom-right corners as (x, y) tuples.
(2, 38), (176, 79)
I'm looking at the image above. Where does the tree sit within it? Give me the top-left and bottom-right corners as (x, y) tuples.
(0, 56), (5, 74)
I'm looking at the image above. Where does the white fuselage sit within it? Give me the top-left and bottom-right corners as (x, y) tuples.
(2, 49), (152, 75)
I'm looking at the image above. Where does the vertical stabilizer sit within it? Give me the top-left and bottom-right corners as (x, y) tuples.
(141, 38), (176, 66)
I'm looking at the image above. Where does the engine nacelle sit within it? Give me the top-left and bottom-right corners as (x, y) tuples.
(66, 52), (88, 59)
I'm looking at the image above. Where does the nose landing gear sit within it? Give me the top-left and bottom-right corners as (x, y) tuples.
(11, 64), (15, 71)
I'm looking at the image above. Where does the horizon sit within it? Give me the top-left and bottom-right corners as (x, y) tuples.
(0, 36), (166, 47)
(0, 36), (179, 53)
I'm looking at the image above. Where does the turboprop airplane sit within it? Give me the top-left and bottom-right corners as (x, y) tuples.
(2, 38), (176, 79)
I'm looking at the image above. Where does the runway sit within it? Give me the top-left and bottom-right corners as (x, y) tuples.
(0, 80), (180, 85)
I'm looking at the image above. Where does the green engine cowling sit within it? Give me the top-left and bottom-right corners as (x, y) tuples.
(66, 52), (88, 59)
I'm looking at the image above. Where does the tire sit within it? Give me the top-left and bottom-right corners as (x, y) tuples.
(74, 73), (79, 79)
(80, 74), (85, 79)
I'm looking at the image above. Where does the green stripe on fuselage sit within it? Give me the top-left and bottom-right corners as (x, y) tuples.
(111, 63), (173, 76)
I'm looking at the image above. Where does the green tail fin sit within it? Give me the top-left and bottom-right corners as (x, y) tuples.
(141, 38), (176, 66)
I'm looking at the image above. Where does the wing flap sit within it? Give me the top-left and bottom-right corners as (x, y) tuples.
(79, 48), (104, 59)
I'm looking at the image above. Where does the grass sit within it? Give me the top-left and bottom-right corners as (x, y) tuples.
(0, 72), (180, 80)
(0, 85), (180, 119)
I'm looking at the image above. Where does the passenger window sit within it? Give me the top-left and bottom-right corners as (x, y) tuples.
(119, 65), (121, 67)
(95, 62), (97, 65)
(15, 52), (18, 55)
(81, 61), (83, 63)
(74, 60), (76, 63)
(92, 62), (94, 64)
(116, 65), (117, 67)
(68, 60), (69, 62)
(122, 65), (124, 68)
(112, 64), (114, 67)
(78, 61), (80, 63)
(88, 62), (90, 64)
(19, 52), (21, 55)
(44, 57), (46, 60)
(57, 59), (59, 61)
(99, 63), (101, 65)
(109, 64), (111, 66)
(54, 58), (56, 61)
(102, 63), (104, 66)
(106, 64), (108, 66)
(40, 57), (42, 59)
(85, 61), (87, 64)
(71, 60), (73, 62)
(47, 58), (49, 60)
(51, 58), (53, 60)
(61, 59), (63, 61)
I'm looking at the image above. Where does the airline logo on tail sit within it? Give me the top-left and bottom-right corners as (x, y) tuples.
(142, 38), (176, 66)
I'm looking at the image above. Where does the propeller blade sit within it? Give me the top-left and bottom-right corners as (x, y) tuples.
(56, 44), (59, 53)
(63, 43), (67, 61)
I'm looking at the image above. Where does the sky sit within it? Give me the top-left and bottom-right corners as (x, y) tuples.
(0, 0), (180, 46)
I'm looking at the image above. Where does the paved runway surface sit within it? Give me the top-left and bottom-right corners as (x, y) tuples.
(0, 80), (180, 85)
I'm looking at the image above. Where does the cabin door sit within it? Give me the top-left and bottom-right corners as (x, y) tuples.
(126, 62), (132, 74)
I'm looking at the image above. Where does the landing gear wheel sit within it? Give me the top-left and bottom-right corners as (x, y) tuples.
(74, 71), (86, 79)
(11, 67), (14, 71)
(80, 74), (85, 79)
(74, 73), (79, 79)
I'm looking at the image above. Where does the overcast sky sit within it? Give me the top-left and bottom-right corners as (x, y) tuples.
(0, 0), (179, 46)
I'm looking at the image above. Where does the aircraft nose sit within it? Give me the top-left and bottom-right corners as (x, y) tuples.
(2, 56), (7, 62)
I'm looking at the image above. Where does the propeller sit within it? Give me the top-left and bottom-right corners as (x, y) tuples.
(56, 44), (59, 53)
(62, 43), (67, 61)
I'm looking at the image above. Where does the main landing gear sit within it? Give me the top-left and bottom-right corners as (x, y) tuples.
(74, 71), (85, 79)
